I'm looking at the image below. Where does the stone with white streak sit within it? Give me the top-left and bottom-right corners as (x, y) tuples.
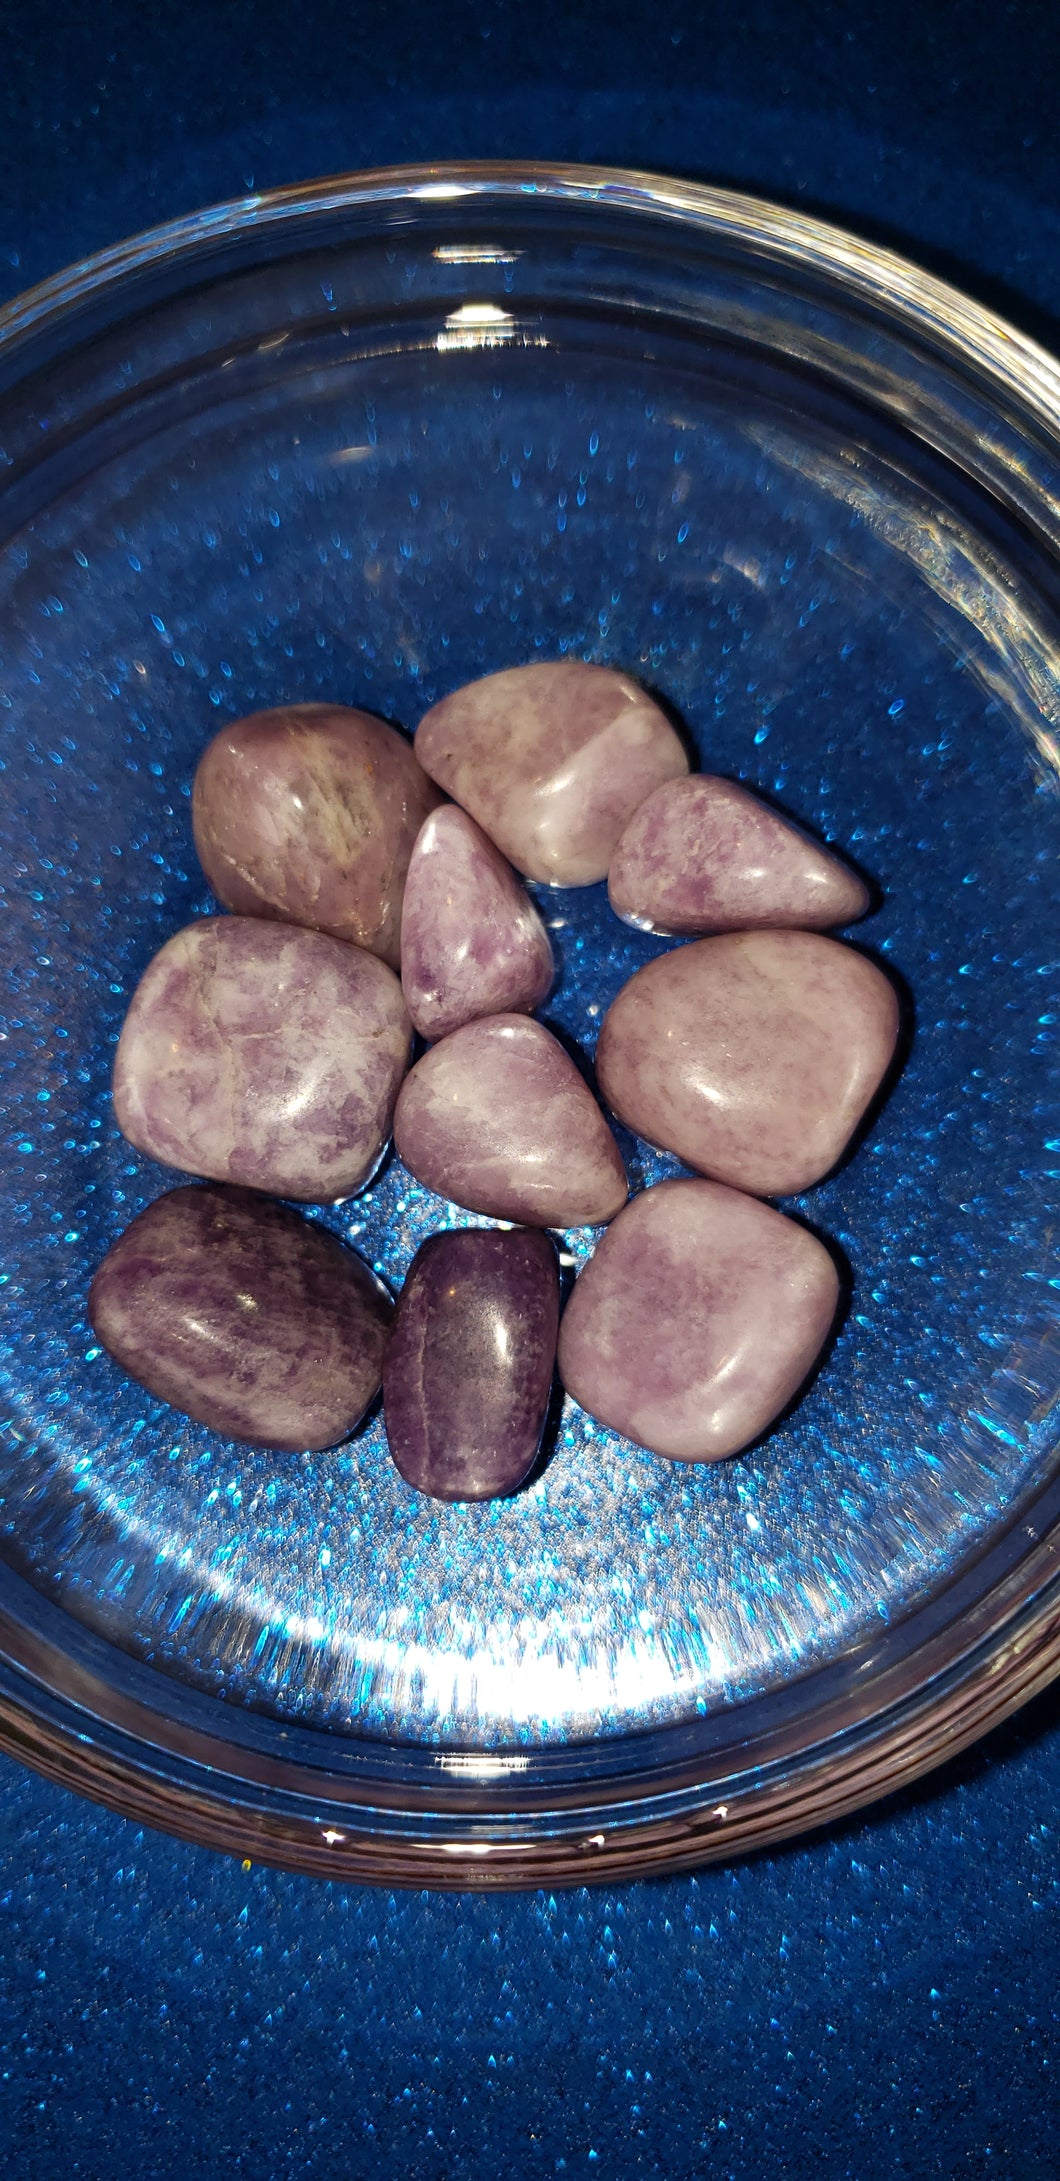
(414, 661), (689, 885)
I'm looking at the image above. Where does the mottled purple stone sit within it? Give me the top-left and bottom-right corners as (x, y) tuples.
(400, 804), (554, 1040)
(394, 1014), (628, 1228)
(414, 661), (689, 886)
(608, 774), (871, 934)
(383, 1227), (559, 1500)
(557, 1178), (840, 1462)
(113, 917), (411, 1201)
(192, 703), (442, 969)
(595, 930), (899, 1197)
(88, 1185), (392, 1451)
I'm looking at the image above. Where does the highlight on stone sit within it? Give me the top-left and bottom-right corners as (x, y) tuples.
(394, 1013), (629, 1229)
(595, 928), (898, 1198)
(89, 1185), (392, 1453)
(384, 1226), (560, 1501)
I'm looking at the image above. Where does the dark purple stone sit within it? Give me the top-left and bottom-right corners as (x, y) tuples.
(383, 1227), (559, 1502)
(88, 1185), (392, 1451)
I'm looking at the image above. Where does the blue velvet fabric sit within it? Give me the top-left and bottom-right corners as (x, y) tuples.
(0, 4), (1057, 2172)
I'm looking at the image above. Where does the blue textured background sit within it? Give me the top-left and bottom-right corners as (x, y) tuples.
(1, 3), (1058, 2172)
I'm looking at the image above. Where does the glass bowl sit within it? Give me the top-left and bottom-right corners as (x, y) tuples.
(0, 163), (1058, 1887)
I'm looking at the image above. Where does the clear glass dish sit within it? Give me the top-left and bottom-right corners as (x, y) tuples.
(0, 163), (1058, 1886)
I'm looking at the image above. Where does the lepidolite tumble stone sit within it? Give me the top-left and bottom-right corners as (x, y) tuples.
(557, 1178), (840, 1461)
(113, 918), (411, 1201)
(414, 661), (689, 885)
(192, 703), (441, 969)
(596, 930), (899, 1197)
(88, 1185), (392, 1450)
(384, 1227), (559, 1500)
(400, 804), (554, 1040)
(608, 775), (871, 934)
(394, 1014), (628, 1227)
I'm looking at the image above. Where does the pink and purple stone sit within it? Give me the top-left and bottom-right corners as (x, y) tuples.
(608, 774), (871, 934)
(557, 1177), (840, 1462)
(394, 1013), (628, 1228)
(384, 1226), (559, 1501)
(400, 804), (553, 1040)
(595, 928), (899, 1197)
(113, 916), (411, 1201)
(414, 660), (689, 885)
(88, 1185), (392, 1452)
(192, 702), (442, 968)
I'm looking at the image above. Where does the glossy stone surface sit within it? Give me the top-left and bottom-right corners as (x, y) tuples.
(88, 1185), (392, 1451)
(558, 1178), (840, 1462)
(400, 805), (554, 1040)
(596, 930), (899, 1197)
(113, 917), (411, 1201)
(394, 1014), (628, 1227)
(192, 702), (442, 969)
(414, 661), (689, 885)
(384, 1227), (559, 1501)
(608, 774), (871, 934)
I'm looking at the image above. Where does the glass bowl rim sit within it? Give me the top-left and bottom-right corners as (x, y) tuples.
(1, 158), (1058, 1887)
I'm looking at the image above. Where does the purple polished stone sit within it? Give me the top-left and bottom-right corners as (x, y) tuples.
(88, 1185), (392, 1451)
(113, 917), (411, 1201)
(394, 1014), (628, 1227)
(400, 804), (554, 1040)
(383, 1226), (559, 1501)
(608, 774), (871, 934)
(557, 1178), (840, 1461)
(192, 703), (442, 968)
(414, 661), (689, 886)
(595, 930), (899, 1197)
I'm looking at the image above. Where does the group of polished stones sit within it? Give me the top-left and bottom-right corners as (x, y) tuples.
(88, 659), (898, 1501)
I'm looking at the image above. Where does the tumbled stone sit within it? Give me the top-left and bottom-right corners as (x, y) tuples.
(414, 661), (689, 885)
(192, 702), (442, 969)
(608, 774), (871, 934)
(384, 1227), (559, 1500)
(89, 1185), (392, 1450)
(400, 804), (554, 1040)
(113, 917), (411, 1201)
(595, 930), (898, 1196)
(394, 1014), (628, 1227)
(557, 1178), (839, 1461)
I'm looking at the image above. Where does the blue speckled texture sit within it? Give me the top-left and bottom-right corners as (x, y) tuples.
(2, 304), (1058, 1754)
(0, 1), (1059, 2172)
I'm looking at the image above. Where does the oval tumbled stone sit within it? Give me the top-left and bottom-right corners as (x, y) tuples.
(557, 1178), (840, 1461)
(394, 1014), (628, 1228)
(608, 774), (871, 935)
(414, 661), (689, 885)
(192, 703), (441, 968)
(88, 1185), (392, 1451)
(595, 930), (899, 1197)
(384, 1227), (559, 1500)
(400, 804), (554, 1040)
(113, 917), (411, 1201)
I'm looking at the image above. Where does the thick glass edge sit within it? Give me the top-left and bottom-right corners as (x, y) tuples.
(3, 160), (1060, 449)
(0, 1556), (1058, 1885)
